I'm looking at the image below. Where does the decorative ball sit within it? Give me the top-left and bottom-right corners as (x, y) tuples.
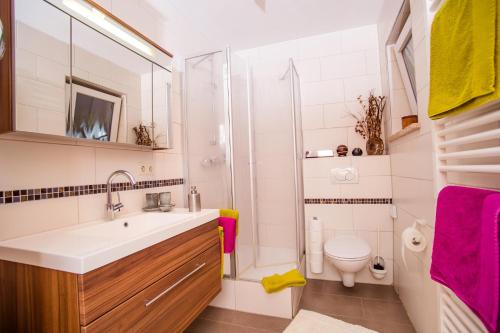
(352, 148), (363, 156)
(336, 145), (348, 157)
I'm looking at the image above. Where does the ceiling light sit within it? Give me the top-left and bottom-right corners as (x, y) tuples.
(62, 0), (153, 56)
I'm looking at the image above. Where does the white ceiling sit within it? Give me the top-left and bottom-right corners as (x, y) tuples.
(148, 0), (386, 51)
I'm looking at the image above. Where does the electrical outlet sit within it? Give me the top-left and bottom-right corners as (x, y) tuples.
(137, 163), (147, 176)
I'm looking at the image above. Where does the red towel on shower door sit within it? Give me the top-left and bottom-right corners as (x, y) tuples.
(430, 186), (500, 333)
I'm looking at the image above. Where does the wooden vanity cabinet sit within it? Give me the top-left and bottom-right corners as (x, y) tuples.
(0, 220), (222, 333)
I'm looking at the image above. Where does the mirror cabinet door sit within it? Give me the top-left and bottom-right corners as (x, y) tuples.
(14, 0), (71, 136)
(70, 19), (153, 145)
(152, 64), (173, 149)
(11, 0), (172, 148)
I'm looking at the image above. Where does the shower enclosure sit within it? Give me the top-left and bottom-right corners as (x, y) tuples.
(184, 48), (305, 281)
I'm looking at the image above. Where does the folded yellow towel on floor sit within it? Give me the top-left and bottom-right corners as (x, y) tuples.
(261, 269), (306, 293)
(428, 0), (499, 119)
(220, 209), (239, 235)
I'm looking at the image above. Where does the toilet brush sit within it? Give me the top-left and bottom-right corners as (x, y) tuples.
(374, 224), (384, 270)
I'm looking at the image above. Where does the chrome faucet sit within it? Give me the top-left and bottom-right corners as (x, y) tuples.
(106, 170), (137, 220)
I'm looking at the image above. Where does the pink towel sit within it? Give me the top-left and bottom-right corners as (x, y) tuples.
(431, 186), (500, 333)
(218, 217), (236, 253)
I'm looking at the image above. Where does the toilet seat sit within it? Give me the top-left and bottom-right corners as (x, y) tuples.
(324, 236), (371, 261)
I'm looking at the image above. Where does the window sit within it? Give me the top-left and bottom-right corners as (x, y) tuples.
(394, 16), (418, 114)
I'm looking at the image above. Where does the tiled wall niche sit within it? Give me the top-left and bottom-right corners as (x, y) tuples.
(304, 155), (393, 285)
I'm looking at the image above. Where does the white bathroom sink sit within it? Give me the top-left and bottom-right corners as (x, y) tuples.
(0, 209), (219, 274)
(68, 212), (190, 239)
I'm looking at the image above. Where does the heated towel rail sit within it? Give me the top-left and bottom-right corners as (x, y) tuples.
(433, 103), (499, 333)
(428, 0), (499, 331)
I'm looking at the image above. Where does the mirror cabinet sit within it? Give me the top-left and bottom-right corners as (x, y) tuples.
(0, 0), (174, 149)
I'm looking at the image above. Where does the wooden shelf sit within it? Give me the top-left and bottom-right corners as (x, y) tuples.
(388, 123), (421, 142)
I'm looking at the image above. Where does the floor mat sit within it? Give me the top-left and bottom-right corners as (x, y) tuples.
(284, 310), (378, 333)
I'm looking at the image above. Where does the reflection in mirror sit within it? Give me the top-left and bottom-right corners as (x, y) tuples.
(14, 0), (71, 136)
(153, 64), (173, 149)
(69, 19), (153, 145)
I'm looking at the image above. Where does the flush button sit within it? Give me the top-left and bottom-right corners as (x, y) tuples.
(330, 167), (359, 184)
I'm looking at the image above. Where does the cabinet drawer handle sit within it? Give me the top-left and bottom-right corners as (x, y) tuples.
(144, 262), (206, 307)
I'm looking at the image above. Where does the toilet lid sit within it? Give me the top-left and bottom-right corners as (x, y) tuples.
(324, 236), (371, 259)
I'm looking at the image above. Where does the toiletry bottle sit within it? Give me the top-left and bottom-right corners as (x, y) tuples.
(188, 186), (201, 212)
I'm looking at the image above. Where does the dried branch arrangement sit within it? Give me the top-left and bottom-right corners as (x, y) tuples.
(351, 91), (386, 140)
(133, 123), (153, 147)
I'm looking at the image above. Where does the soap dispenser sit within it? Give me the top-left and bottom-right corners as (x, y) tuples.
(188, 186), (201, 212)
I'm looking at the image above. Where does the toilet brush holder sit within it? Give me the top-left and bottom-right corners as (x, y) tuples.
(369, 256), (387, 280)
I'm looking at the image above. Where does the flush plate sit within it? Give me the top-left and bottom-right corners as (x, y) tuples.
(330, 167), (359, 184)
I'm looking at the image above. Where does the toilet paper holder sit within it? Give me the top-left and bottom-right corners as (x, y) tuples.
(401, 219), (427, 270)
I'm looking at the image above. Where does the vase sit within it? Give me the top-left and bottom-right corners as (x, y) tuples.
(366, 136), (384, 155)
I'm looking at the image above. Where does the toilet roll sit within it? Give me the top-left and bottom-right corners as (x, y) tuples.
(309, 217), (323, 274)
(401, 225), (427, 269)
(310, 250), (323, 274)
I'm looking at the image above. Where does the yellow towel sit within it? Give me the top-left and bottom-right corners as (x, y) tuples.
(220, 209), (239, 236)
(261, 269), (307, 293)
(428, 0), (499, 119)
(217, 226), (224, 278)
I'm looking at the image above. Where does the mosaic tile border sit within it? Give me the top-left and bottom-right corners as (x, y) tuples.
(0, 179), (184, 205)
(305, 198), (392, 205)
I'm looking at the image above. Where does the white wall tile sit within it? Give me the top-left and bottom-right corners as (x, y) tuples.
(304, 178), (341, 198)
(341, 25), (379, 53)
(301, 105), (324, 130)
(321, 52), (366, 80)
(296, 58), (321, 83)
(301, 80), (344, 105)
(351, 155), (391, 176)
(392, 176), (436, 226)
(343, 75), (381, 102)
(0, 197), (79, 240)
(297, 31), (342, 59)
(352, 204), (393, 231)
(323, 102), (358, 128)
(365, 48), (381, 75)
(305, 204), (354, 231)
(303, 128), (348, 151)
(0, 140), (95, 189)
(340, 176), (392, 198)
(358, 230), (393, 259)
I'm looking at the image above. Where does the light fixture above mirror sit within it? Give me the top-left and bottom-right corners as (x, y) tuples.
(62, 0), (153, 56)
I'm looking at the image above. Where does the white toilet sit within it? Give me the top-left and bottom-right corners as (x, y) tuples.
(324, 236), (371, 287)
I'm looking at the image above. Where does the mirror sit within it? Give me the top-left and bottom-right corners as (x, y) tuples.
(14, 0), (71, 136)
(70, 20), (153, 145)
(12, 0), (173, 149)
(153, 64), (173, 149)
(0, 17), (5, 61)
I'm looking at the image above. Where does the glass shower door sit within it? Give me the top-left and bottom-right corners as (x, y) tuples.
(291, 61), (306, 265)
(185, 51), (232, 210)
